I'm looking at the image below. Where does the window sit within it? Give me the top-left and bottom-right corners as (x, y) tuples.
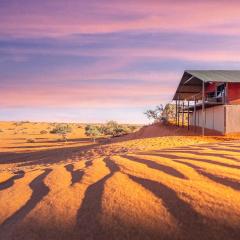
(217, 84), (225, 97)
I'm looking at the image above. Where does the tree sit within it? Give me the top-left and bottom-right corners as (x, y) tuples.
(99, 121), (135, 137)
(144, 105), (164, 123)
(111, 124), (131, 137)
(100, 121), (119, 136)
(99, 121), (118, 136)
(85, 124), (101, 142)
(162, 103), (176, 123)
(50, 124), (72, 141)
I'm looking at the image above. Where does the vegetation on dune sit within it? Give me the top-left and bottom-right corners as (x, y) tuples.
(144, 105), (164, 123)
(85, 125), (101, 142)
(100, 121), (133, 137)
(14, 121), (30, 126)
(144, 103), (176, 123)
(50, 124), (72, 141)
(162, 103), (176, 122)
(85, 121), (138, 142)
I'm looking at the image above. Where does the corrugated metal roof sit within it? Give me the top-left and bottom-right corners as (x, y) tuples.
(186, 70), (240, 83)
(172, 70), (240, 100)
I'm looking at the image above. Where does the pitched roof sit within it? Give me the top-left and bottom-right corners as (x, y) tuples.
(186, 70), (240, 83)
(173, 70), (240, 100)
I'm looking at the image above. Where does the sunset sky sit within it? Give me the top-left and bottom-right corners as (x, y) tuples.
(1, 0), (240, 123)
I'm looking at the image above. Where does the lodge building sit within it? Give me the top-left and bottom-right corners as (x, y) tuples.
(173, 70), (240, 135)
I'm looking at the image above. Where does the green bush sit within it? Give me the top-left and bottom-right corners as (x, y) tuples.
(50, 124), (72, 141)
(85, 125), (101, 142)
(99, 121), (137, 137)
(144, 105), (164, 123)
(100, 121), (119, 136)
(85, 121), (138, 140)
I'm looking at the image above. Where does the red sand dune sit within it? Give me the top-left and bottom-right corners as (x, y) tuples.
(0, 122), (240, 240)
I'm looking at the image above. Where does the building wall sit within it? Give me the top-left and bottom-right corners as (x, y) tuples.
(190, 105), (225, 133)
(205, 82), (216, 93)
(225, 105), (240, 133)
(228, 83), (240, 104)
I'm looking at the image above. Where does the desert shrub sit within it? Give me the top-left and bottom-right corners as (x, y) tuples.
(0, 129), (3, 133)
(26, 138), (35, 143)
(144, 105), (164, 123)
(40, 130), (48, 134)
(99, 121), (136, 138)
(111, 125), (132, 137)
(85, 125), (101, 142)
(50, 124), (72, 141)
(14, 122), (22, 126)
(14, 121), (30, 126)
(100, 121), (119, 136)
(97, 125), (107, 135)
(127, 125), (138, 132)
(85, 121), (137, 140)
(162, 103), (176, 123)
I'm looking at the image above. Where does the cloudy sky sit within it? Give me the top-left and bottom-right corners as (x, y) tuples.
(1, 0), (240, 123)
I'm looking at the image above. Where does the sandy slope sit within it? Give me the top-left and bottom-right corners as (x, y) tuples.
(0, 122), (240, 240)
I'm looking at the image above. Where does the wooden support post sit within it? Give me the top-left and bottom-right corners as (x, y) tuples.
(202, 81), (205, 136)
(187, 100), (190, 130)
(177, 99), (178, 126)
(225, 82), (228, 104)
(177, 97), (180, 127)
(194, 97), (196, 132)
(175, 99), (178, 125)
(182, 101), (184, 127)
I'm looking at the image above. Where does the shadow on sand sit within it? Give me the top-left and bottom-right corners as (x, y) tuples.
(0, 144), (99, 167)
(0, 168), (52, 235)
(174, 159), (240, 191)
(123, 155), (187, 179)
(64, 160), (93, 186)
(128, 174), (240, 240)
(74, 158), (119, 239)
(0, 170), (25, 191)
(144, 152), (240, 170)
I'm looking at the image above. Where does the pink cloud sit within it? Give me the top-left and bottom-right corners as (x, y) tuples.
(0, 57), (177, 108)
(1, 1), (240, 37)
(0, 83), (173, 108)
(1, 0), (240, 114)
(2, 45), (240, 63)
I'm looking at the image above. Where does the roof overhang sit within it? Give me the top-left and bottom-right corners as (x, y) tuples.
(172, 70), (240, 101)
(173, 71), (203, 100)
